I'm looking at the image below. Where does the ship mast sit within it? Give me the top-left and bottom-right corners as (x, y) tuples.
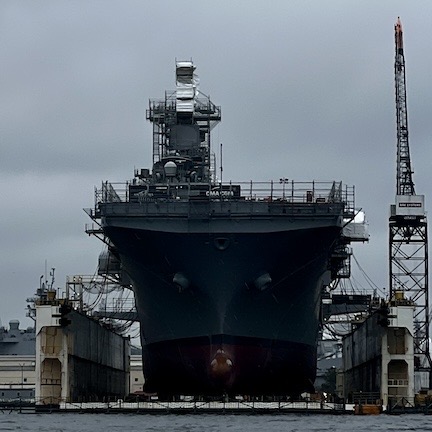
(389, 18), (430, 383)
(146, 61), (221, 184)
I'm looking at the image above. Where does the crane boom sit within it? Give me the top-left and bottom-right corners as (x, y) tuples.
(394, 18), (415, 196)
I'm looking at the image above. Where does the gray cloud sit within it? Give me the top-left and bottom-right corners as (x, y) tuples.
(1, 1), (431, 326)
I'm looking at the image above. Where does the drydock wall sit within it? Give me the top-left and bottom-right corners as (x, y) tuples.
(343, 304), (415, 406)
(343, 314), (384, 397)
(35, 302), (130, 404)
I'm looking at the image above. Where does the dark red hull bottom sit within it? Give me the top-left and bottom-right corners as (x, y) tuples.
(142, 335), (316, 397)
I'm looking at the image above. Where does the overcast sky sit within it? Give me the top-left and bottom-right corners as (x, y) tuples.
(1, 1), (431, 328)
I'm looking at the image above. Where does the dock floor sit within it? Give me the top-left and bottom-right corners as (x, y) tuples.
(48, 400), (353, 414)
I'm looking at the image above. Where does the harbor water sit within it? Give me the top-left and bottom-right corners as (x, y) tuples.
(0, 413), (430, 431)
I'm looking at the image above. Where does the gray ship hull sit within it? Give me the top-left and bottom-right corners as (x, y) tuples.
(103, 217), (342, 395)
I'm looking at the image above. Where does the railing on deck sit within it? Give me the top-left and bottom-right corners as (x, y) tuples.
(95, 180), (355, 211)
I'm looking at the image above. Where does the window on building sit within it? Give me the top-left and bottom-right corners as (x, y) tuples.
(134, 378), (138, 382)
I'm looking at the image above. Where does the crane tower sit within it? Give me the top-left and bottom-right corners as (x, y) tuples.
(389, 18), (430, 380)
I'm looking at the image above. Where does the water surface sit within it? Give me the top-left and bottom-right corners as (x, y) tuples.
(0, 413), (430, 431)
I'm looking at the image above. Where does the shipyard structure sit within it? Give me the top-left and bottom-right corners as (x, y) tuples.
(342, 295), (415, 407)
(0, 321), (36, 400)
(34, 289), (130, 405)
(338, 18), (431, 411)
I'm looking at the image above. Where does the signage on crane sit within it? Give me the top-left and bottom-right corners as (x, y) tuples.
(394, 194), (425, 217)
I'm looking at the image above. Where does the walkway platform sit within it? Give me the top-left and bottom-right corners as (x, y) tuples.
(50, 400), (353, 414)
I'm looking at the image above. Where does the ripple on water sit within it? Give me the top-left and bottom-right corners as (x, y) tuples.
(0, 413), (431, 432)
